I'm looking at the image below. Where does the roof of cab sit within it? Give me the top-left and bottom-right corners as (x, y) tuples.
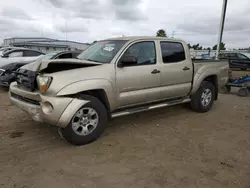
(106, 36), (185, 43)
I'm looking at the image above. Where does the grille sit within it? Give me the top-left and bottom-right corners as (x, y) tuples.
(15, 69), (37, 91)
(11, 92), (40, 106)
(0, 69), (5, 76)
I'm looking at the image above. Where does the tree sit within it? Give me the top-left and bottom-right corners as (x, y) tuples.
(212, 42), (226, 50)
(197, 46), (203, 50)
(187, 43), (191, 49)
(191, 43), (202, 50)
(156, 29), (167, 37)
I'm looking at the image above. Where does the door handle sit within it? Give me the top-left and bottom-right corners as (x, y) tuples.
(151, 69), (160, 74)
(183, 67), (190, 71)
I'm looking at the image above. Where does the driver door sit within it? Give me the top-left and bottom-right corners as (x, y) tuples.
(115, 41), (161, 108)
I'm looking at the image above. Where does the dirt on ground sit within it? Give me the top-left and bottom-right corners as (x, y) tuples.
(0, 71), (250, 188)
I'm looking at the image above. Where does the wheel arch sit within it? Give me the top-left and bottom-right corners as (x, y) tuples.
(78, 89), (111, 113)
(192, 74), (219, 101)
(56, 79), (116, 111)
(204, 75), (218, 101)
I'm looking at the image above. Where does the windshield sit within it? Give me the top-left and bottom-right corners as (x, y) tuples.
(77, 40), (127, 63)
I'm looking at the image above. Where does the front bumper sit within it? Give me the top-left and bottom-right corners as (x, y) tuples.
(9, 82), (89, 128)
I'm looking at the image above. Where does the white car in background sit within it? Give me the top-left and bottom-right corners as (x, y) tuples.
(0, 48), (44, 67)
(0, 47), (25, 56)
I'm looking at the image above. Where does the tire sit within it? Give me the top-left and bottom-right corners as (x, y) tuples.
(60, 95), (108, 146)
(190, 81), (215, 113)
(238, 88), (249, 97)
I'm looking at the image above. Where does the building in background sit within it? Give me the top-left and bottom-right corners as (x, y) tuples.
(2, 37), (89, 53)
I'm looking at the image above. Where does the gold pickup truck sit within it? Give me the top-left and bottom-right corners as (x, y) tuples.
(9, 36), (229, 145)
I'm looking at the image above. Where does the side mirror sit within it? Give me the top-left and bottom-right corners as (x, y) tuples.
(118, 56), (137, 67)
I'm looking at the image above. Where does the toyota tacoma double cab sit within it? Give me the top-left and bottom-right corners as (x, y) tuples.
(9, 36), (229, 145)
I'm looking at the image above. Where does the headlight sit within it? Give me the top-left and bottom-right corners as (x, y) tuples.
(37, 75), (52, 93)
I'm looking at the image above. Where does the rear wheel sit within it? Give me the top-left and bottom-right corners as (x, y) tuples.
(60, 95), (108, 146)
(191, 81), (215, 113)
(238, 88), (249, 97)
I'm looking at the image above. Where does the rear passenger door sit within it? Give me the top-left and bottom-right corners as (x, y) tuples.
(158, 41), (193, 99)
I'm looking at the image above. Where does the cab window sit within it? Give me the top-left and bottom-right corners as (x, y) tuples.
(122, 41), (156, 65)
(160, 42), (186, 63)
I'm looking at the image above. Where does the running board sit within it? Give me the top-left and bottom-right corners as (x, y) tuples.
(111, 98), (191, 118)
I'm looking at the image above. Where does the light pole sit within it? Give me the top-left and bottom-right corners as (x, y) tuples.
(216, 0), (228, 59)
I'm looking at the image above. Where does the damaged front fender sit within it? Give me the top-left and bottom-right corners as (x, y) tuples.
(57, 98), (90, 128)
(56, 79), (116, 111)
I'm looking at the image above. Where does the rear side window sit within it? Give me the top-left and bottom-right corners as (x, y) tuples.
(23, 50), (43, 57)
(160, 42), (186, 63)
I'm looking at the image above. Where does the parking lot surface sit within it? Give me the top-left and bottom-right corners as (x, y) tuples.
(1, 71), (250, 188)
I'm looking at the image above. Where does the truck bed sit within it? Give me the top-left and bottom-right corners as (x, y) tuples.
(192, 59), (229, 90)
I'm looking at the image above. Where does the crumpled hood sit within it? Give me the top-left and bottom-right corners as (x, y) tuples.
(43, 62), (113, 95)
(21, 58), (102, 73)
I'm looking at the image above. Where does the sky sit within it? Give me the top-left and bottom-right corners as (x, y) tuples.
(0, 0), (249, 49)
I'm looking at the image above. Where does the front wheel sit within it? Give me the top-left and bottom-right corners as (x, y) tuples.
(60, 95), (108, 146)
(190, 81), (215, 113)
